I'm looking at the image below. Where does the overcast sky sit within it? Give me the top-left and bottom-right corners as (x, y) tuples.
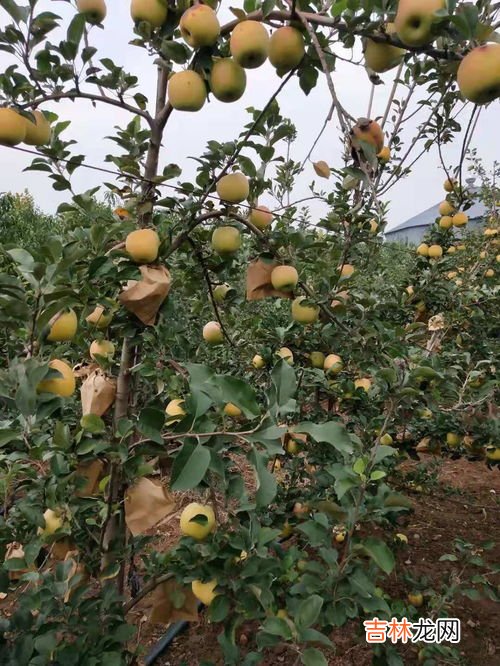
(0, 1), (498, 230)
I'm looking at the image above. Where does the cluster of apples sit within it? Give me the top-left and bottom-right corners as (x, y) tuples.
(0, 108), (51, 148)
(364, 0), (500, 106)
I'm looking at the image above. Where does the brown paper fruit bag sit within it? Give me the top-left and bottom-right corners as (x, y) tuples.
(80, 369), (116, 417)
(124, 477), (176, 536)
(118, 265), (171, 325)
(150, 578), (199, 624)
(246, 256), (294, 301)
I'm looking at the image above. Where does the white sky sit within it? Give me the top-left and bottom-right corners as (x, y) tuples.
(0, 1), (498, 229)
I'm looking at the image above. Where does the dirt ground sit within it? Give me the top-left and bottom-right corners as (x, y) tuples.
(134, 456), (500, 666)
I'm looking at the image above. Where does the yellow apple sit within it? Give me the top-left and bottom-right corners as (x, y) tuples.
(271, 265), (298, 291)
(428, 244), (443, 258)
(37, 359), (75, 397)
(416, 243), (429, 256)
(180, 502), (215, 540)
(180, 4), (220, 48)
(211, 226), (241, 255)
(89, 339), (115, 361)
(364, 23), (405, 73)
(369, 219), (379, 233)
(324, 354), (343, 374)
(46, 309), (78, 342)
(277, 347), (293, 364)
(446, 432), (460, 447)
(209, 58), (246, 103)
(408, 592), (424, 607)
(249, 205), (273, 230)
(252, 354), (265, 369)
(23, 110), (51, 146)
(443, 178), (455, 192)
(230, 20), (269, 69)
(165, 398), (186, 423)
(37, 508), (64, 537)
(309, 351), (325, 368)
(213, 283), (230, 303)
(191, 579), (218, 605)
(268, 26), (305, 72)
(447, 246), (456, 254)
(377, 145), (391, 163)
(86, 305), (113, 329)
(439, 215), (453, 229)
(216, 172), (249, 203)
(339, 263), (355, 278)
(168, 70), (206, 111)
(380, 433), (393, 446)
(0, 108), (26, 146)
(351, 118), (384, 153)
(125, 228), (160, 263)
(224, 402), (242, 417)
(355, 377), (372, 391)
(130, 0), (167, 27)
(438, 200), (454, 216)
(457, 43), (500, 105)
(291, 296), (319, 324)
(486, 446), (500, 461)
(394, 0), (446, 47)
(452, 212), (468, 227)
(203, 321), (223, 344)
(485, 268), (495, 278)
(77, 0), (106, 23)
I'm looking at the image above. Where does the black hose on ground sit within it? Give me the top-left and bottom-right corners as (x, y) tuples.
(144, 602), (204, 666)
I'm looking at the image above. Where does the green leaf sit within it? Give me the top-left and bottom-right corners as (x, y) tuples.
(295, 421), (353, 454)
(79, 414), (105, 434)
(138, 407), (165, 444)
(262, 617), (293, 639)
(66, 13), (85, 48)
(296, 595), (323, 629)
(271, 360), (297, 413)
(248, 449), (277, 507)
(210, 595), (230, 622)
(171, 442), (210, 491)
(301, 647), (328, 666)
(213, 375), (260, 418)
(359, 537), (395, 575)
(373, 445), (397, 465)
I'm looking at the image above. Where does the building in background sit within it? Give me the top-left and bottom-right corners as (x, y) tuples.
(385, 181), (487, 244)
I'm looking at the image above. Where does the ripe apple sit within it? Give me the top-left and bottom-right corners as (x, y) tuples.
(277, 347), (294, 364)
(339, 263), (355, 278)
(211, 226), (241, 255)
(191, 579), (218, 605)
(76, 0), (106, 23)
(380, 433), (393, 446)
(37, 359), (75, 397)
(249, 205), (273, 230)
(364, 23), (405, 73)
(23, 110), (51, 146)
(452, 212), (468, 227)
(443, 178), (455, 192)
(203, 321), (223, 344)
(416, 243), (429, 256)
(446, 432), (460, 447)
(354, 377), (372, 391)
(86, 305), (113, 329)
(439, 215), (453, 229)
(165, 398), (186, 423)
(252, 354), (265, 369)
(394, 0), (446, 47)
(37, 508), (64, 537)
(457, 43), (500, 105)
(230, 20), (269, 69)
(209, 58), (246, 103)
(224, 402), (242, 417)
(125, 228), (160, 263)
(130, 0), (167, 27)
(438, 200), (454, 216)
(291, 296), (319, 324)
(46, 309), (78, 342)
(180, 502), (215, 540)
(168, 70), (206, 111)
(268, 26), (305, 72)
(428, 244), (443, 258)
(309, 351), (325, 368)
(216, 172), (249, 203)
(271, 265), (298, 291)
(213, 283), (230, 303)
(89, 339), (115, 361)
(324, 354), (343, 374)
(485, 268), (495, 278)
(0, 108), (26, 146)
(180, 4), (220, 48)
(377, 146), (391, 163)
(352, 118), (384, 153)
(408, 592), (424, 607)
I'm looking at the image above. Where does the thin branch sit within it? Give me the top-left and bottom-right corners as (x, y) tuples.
(380, 62), (404, 130)
(19, 91), (153, 126)
(123, 573), (174, 614)
(301, 102), (335, 167)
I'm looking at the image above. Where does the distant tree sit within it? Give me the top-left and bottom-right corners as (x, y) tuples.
(0, 190), (63, 249)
